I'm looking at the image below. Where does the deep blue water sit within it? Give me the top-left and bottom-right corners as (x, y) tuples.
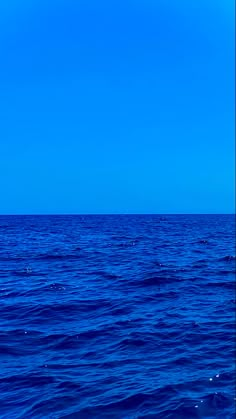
(0, 214), (235, 419)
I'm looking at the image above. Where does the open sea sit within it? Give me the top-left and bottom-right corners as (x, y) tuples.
(0, 214), (235, 419)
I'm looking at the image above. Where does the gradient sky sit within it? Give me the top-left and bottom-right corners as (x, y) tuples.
(0, 0), (234, 214)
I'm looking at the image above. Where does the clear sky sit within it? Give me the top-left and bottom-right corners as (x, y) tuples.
(0, 0), (234, 214)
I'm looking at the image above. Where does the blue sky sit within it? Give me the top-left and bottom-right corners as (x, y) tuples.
(0, 0), (234, 214)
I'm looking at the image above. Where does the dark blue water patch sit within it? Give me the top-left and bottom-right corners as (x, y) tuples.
(157, 392), (234, 419)
(198, 239), (209, 244)
(0, 255), (25, 261)
(0, 373), (55, 390)
(10, 270), (43, 277)
(35, 253), (82, 261)
(219, 255), (236, 262)
(88, 270), (122, 281)
(135, 275), (179, 287)
(60, 385), (181, 419)
(0, 214), (235, 418)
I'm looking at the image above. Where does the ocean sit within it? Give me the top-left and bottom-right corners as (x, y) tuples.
(0, 214), (235, 418)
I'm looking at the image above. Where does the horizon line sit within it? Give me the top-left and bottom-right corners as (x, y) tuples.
(0, 213), (234, 216)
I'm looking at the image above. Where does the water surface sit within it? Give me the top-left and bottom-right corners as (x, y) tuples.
(0, 215), (235, 418)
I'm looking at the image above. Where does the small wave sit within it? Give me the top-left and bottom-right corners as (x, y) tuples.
(42, 282), (67, 292)
(36, 253), (79, 261)
(0, 255), (24, 262)
(0, 373), (55, 390)
(43, 329), (112, 350)
(92, 271), (122, 281)
(219, 255), (236, 262)
(209, 281), (235, 290)
(135, 274), (179, 287)
(0, 344), (29, 356)
(10, 270), (40, 277)
(156, 391), (234, 418)
(62, 385), (181, 418)
(0, 300), (113, 323)
(117, 337), (147, 348)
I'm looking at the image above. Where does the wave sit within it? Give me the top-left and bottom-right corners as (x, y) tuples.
(219, 255), (236, 262)
(134, 273), (180, 288)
